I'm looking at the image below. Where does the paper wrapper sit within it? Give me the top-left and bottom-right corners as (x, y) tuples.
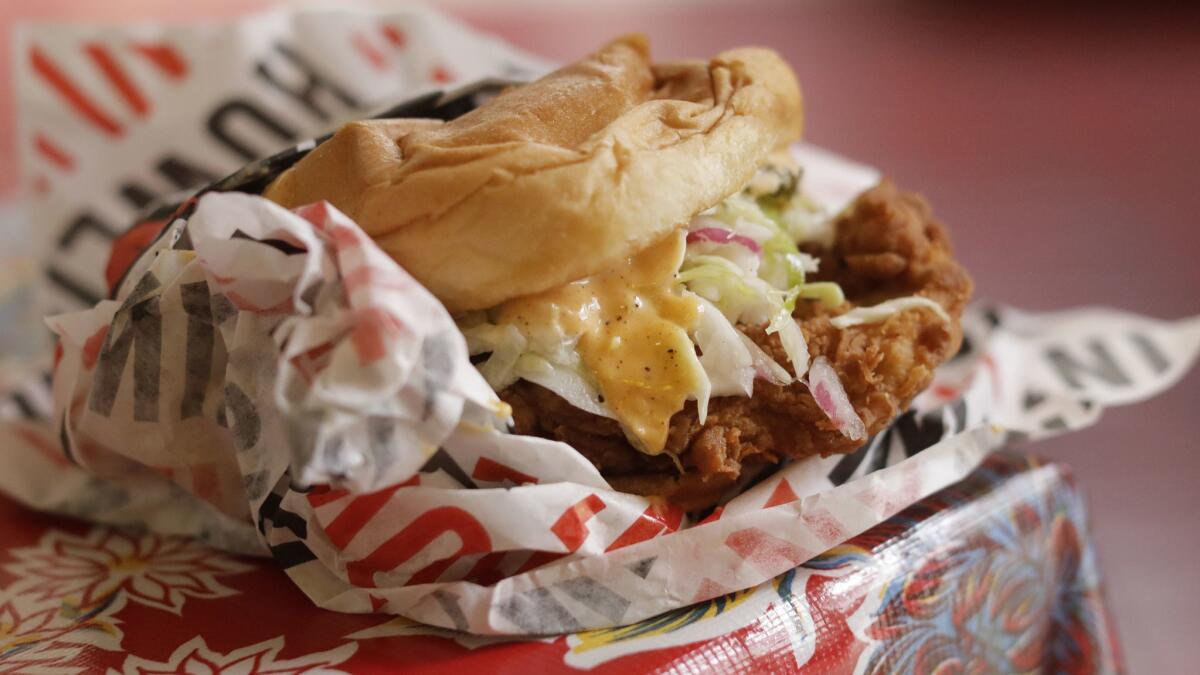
(5, 7), (1200, 636)
(15, 6), (548, 320)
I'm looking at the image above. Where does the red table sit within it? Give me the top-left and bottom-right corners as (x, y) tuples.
(0, 453), (1120, 673)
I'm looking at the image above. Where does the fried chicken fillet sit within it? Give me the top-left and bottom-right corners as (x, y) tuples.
(503, 181), (972, 509)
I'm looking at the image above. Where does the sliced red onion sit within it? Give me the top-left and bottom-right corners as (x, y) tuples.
(807, 356), (867, 441)
(737, 332), (792, 386)
(687, 227), (762, 254)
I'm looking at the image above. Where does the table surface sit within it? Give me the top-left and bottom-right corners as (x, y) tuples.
(0, 453), (1120, 673)
(1, 2), (1197, 671)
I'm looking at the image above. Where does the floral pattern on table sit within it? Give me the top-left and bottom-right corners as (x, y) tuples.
(857, 460), (1112, 674)
(0, 454), (1121, 674)
(110, 635), (356, 675)
(4, 529), (252, 614)
(0, 528), (254, 673)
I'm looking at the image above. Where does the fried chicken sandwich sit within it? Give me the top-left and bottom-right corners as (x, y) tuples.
(262, 35), (973, 508)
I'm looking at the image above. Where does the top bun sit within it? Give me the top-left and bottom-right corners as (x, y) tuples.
(263, 34), (803, 312)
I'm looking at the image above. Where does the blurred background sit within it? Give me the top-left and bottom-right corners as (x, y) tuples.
(2, 1), (1198, 670)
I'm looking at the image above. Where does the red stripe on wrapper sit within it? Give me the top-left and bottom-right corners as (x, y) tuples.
(34, 133), (74, 171)
(345, 507), (491, 588)
(725, 527), (812, 577)
(106, 218), (165, 295)
(305, 486), (350, 508)
(29, 45), (124, 137)
(129, 43), (188, 79)
(351, 32), (387, 71)
(288, 342), (335, 385)
(323, 484), (405, 549)
(350, 307), (405, 364)
(507, 496), (609, 579)
(471, 457), (538, 486)
(85, 43), (150, 117)
(309, 473), (416, 513)
(604, 514), (663, 552)
(698, 506), (724, 525)
(331, 223), (365, 249)
(662, 504), (684, 531)
(513, 551), (566, 576)
(292, 202), (331, 231)
(11, 424), (71, 468)
(191, 462), (219, 503)
(429, 65), (454, 84)
(800, 507), (848, 547)
(463, 551), (508, 586)
(605, 504), (683, 552)
(381, 24), (406, 48)
(764, 478), (799, 508)
(550, 494), (606, 552)
(81, 326), (109, 370)
(931, 383), (960, 400)
(982, 352), (1002, 399)
(148, 464), (176, 480)
(691, 578), (731, 603)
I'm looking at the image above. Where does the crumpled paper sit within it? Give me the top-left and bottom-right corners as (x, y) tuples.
(4, 7), (1199, 636)
(19, 139), (1199, 633)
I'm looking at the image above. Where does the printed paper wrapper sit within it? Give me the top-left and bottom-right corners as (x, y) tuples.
(4, 7), (1200, 636)
(15, 6), (548, 322)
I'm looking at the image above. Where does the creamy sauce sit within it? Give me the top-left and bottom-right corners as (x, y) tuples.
(494, 230), (705, 454)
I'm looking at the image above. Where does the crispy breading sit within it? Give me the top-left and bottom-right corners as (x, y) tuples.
(501, 179), (972, 508)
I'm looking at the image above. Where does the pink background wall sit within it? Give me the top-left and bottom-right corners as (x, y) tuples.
(4, 1), (1199, 671)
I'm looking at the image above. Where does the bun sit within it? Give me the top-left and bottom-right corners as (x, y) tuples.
(264, 34), (803, 312)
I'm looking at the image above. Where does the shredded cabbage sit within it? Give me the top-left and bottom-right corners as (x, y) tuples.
(830, 296), (950, 328)
(693, 298), (755, 398)
(693, 349), (713, 426)
(780, 194), (835, 247)
(797, 282), (844, 308)
(679, 189), (840, 379)
(678, 254), (786, 326)
(512, 354), (613, 418)
(774, 316), (811, 379)
(710, 194), (812, 290)
(684, 240), (761, 278)
(460, 323), (526, 389)
(455, 161), (868, 435)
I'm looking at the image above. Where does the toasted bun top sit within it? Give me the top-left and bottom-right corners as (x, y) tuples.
(264, 34), (803, 311)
